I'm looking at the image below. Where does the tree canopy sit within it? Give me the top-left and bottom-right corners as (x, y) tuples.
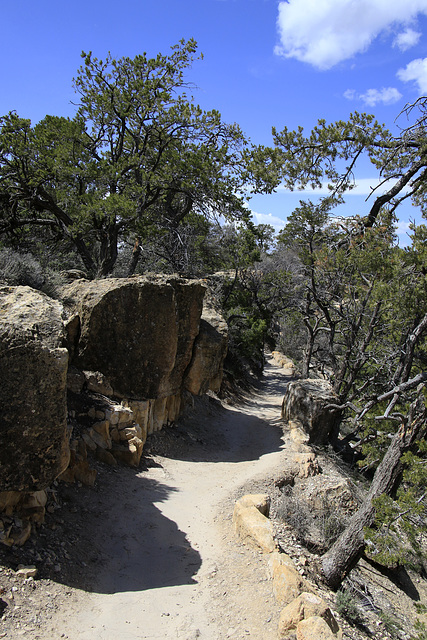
(248, 107), (427, 230)
(0, 40), (253, 276)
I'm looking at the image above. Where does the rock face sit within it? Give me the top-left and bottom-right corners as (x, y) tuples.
(1, 276), (228, 503)
(184, 305), (228, 395)
(0, 287), (69, 491)
(62, 276), (206, 399)
(296, 615), (340, 640)
(281, 379), (342, 445)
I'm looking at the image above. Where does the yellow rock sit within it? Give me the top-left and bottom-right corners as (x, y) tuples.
(233, 503), (277, 553)
(267, 550), (296, 579)
(296, 615), (340, 640)
(235, 494), (271, 517)
(273, 564), (311, 606)
(278, 592), (340, 638)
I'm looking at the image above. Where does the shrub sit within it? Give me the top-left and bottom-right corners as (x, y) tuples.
(0, 248), (65, 297)
(335, 588), (362, 625)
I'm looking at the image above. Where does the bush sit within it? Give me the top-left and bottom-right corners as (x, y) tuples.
(335, 588), (362, 625)
(0, 248), (65, 297)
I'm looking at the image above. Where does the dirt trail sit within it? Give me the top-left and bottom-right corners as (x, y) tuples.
(40, 357), (291, 639)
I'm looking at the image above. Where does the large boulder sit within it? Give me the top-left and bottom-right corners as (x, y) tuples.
(0, 286), (69, 491)
(62, 276), (206, 399)
(272, 563), (312, 606)
(281, 379), (342, 444)
(184, 305), (228, 395)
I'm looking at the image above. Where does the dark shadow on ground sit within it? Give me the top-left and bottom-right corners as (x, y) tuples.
(0, 470), (201, 595)
(146, 402), (285, 464)
(92, 474), (202, 594)
(0, 359), (289, 596)
(363, 559), (420, 601)
(145, 359), (289, 464)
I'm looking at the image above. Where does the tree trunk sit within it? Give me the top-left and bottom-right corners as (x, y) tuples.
(322, 398), (427, 590)
(97, 225), (119, 277)
(302, 328), (313, 378)
(127, 237), (142, 276)
(36, 185), (97, 276)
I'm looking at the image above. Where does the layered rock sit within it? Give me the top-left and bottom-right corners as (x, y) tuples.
(281, 379), (342, 445)
(0, 286), (69, 491)
(62, 275), (206, 400)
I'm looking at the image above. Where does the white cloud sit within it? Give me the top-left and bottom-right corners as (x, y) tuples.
(353, 87), (402, 106)
(343, 89), (356, 101)
(251, 211), (286, 231)
(393, 28), (422, 51)
(397, 57), (427, 93)
(360, 88), (402, 106)
(275, 0), (427, 69)
(350, 178), (404, 196)
(396, 220), (412, 235)
(277, 177), (408, 196)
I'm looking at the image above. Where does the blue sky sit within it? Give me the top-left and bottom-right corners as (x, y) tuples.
(3, 0), (427, 242)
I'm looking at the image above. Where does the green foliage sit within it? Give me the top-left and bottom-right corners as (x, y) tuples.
(0, 40), (258, 277)
(207, 228), (288, 378)
(413, 620), (427, 640)
(413, 606), (427, 640)
(378, 610), (402, 636)
(335, 589), (362, 625)
(258, 102), (427, 581)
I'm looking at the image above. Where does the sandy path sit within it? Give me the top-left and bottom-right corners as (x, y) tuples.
(48, 358), (289, 640)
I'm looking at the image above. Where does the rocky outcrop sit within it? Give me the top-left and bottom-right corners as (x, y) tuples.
(281, 379), (342, 445)
(62, 275), (206, 400)
(278, 592), (340, 638)
(296, 615), (341, 639)
(0, 286), (70, 491)
(0, 490), (48, 546)
(61, 276), (227, 461)
(272, 563), (312, 606)
(184, 305), (228, 395)
(1, 277), (228, 531)
(271, 351), (296, 376)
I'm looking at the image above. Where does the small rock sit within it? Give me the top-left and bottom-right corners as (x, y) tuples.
(16, 564), (37, 579)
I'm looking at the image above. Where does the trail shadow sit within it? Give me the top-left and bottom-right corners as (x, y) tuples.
(146, 397), (286, 464)
(145, 360), (289, 464)
(0, 358), (289, 596)
(237, 361), (293, 403)
(92, 474), (202, 594)
(1, 471), (201, 595)
(363, 558), (421, 601)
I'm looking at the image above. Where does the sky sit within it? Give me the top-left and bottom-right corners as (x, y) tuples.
(3, 0), (427, 243)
